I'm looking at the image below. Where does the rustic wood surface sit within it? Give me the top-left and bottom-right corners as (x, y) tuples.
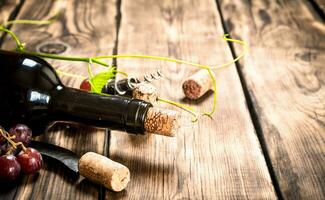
(107, 0), (275, 199)
(0, 0), (324, 199)
(219, 0), (325, 199)
(0, 0), (117, 199)
(0, 0), (20, 25)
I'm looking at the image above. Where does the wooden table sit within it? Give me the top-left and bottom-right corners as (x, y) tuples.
(0, 0), (324, 199)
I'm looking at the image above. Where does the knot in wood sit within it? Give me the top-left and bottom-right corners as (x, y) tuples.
(37, 42), (68, 54)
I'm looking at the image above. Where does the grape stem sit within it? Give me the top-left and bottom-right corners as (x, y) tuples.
(0, 129), (27, 153)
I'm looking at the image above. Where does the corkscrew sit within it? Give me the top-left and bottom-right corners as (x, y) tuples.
(102, 70), (164, 95)
(139, 70), (164, 83)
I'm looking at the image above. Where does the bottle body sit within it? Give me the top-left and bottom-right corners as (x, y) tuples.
(0, 50), (152, 135)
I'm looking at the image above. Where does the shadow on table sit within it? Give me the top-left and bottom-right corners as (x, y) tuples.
(105, 151), (177, 199)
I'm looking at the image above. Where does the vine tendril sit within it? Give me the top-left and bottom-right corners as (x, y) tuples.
(0, 15), (248, 121)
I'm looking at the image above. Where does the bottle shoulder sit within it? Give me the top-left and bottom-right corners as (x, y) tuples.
(0, 50), (63, 91)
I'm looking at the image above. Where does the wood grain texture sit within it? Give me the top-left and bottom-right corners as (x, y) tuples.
(107, 0), (276, 199)
(0, 0), (20, 25)
(0, 0), (117, 199)
(219, 0), (325, 199)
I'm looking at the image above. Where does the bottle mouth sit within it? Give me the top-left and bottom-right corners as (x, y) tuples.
(124, 99), (153, 134)
(143, 107), (179, 137)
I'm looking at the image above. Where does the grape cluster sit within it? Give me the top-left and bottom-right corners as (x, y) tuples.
(0, 124), (43, 182)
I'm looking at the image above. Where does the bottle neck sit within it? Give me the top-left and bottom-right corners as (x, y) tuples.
(50, 87), (152, 134)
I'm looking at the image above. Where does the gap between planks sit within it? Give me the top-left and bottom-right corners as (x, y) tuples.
(309, 0), (325, 20)
(215, 0), (284, 199)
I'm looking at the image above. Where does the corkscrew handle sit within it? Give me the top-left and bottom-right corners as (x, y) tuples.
(102, 70), (164, 95)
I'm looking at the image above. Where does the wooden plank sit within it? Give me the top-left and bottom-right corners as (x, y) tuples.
(218, 0), (325, 199)
(107, 0), (277, 199)
(0, 0), (21, 25)
(0, 0), (117, 199)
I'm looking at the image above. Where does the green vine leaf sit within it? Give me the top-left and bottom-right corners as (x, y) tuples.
(89, 67), (116, 94)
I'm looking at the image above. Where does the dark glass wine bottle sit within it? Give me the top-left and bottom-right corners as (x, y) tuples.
(0, 50), (153, 135)
(102, 77), (137, 96)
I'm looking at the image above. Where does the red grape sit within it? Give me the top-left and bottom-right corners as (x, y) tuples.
(0, 155), (21, 181)
(80, 79), (91, 91)
(17, 148), (42, 174)
(9, 124), (32, 146)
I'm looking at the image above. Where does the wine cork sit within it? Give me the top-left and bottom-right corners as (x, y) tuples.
(132, 83), (158, 104)
(182, 69), (214, 100)
(144, 107), (179, 137)
(78, 152), (130, 192)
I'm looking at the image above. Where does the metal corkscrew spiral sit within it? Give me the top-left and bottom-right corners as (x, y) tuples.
(102, 70), (164, 95)
(139, 70), (164, 84)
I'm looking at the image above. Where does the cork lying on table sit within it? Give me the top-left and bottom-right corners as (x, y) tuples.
(182, 69), (214, 100)
(144, 107), (180, 137)
(132, 82), (158, 103)
(78, 152), (130, 192)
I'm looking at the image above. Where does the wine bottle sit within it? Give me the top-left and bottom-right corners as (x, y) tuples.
(0, 50), (178, 137)
(102, 77), (138, 96)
